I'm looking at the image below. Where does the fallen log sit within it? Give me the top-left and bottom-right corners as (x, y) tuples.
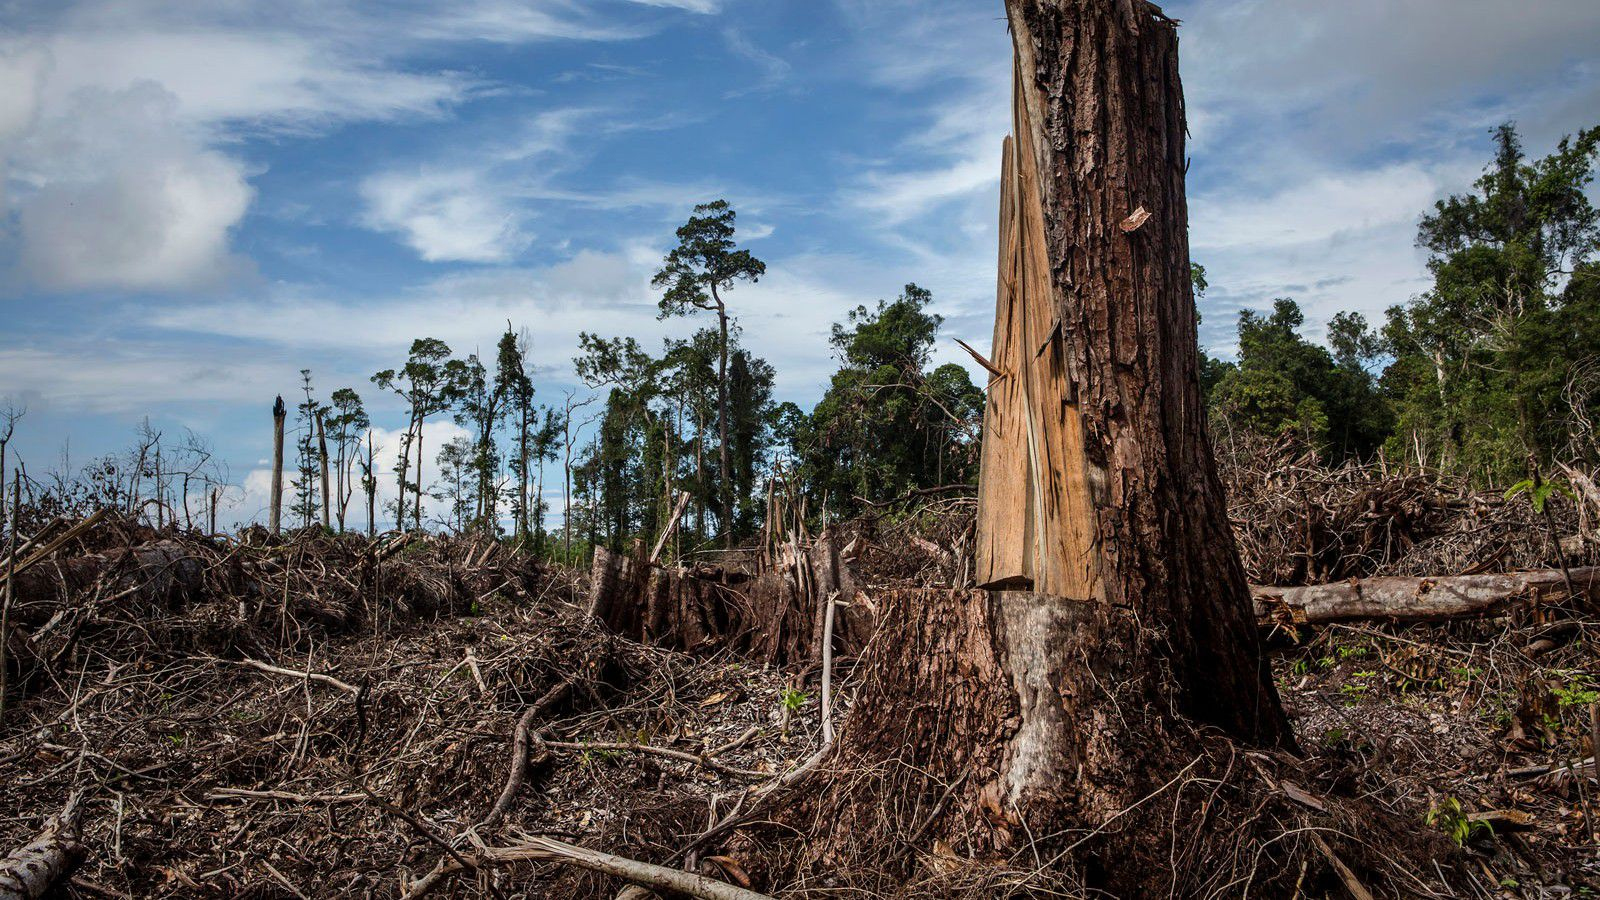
(477, 834), (773, 900)
(0, 792), (84, 900)
(1253, 567), (1600, 627)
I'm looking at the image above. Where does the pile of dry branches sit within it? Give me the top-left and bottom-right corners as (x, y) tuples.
(0, 514), (840, 899)
(1219, 434), (1593, 585)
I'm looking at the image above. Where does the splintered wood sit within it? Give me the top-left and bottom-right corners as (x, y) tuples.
(973, 53), (1101, 599)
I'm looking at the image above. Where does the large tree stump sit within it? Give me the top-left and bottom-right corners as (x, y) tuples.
(757, 3), (1348, 894)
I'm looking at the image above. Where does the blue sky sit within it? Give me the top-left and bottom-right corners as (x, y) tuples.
(1, 0), (1597, 528)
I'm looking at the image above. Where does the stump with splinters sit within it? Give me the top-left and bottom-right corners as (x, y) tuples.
(751, 2), (1398, 894)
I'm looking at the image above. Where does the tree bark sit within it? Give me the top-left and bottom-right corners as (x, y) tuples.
(270, 396), (286, 535)
(781, 3), (1293, 893)
(714, 296), (732, 550)
(317, 411), (331, 530)
(0, 793), (83, 900)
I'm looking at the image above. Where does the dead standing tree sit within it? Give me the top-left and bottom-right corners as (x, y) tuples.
(770, 2), (1347, 894)
(270, 396), (286, 535)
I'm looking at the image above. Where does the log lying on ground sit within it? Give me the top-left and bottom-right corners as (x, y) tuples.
(0, 792), (84, 900)
(1253, 567), (1600, 626)
(477, 835), (773, 900)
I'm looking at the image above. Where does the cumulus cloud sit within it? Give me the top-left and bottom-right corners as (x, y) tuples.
(6, 79), (253, 291)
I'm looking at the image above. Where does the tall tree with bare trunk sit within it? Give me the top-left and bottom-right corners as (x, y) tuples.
(653, 201), (765, 549)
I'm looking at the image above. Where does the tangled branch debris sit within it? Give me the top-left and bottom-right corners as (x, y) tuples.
(3, 451), (1600, 898)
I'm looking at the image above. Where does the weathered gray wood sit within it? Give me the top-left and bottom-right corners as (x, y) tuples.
(1252, 567), (1600, 625)
(0, 793), (83, 900)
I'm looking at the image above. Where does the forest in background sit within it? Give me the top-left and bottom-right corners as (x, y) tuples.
(3, 121), (1597, 563)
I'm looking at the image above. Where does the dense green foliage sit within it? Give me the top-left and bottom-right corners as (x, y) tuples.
(276, 124), (1599, 557)
(1206, 123), (1600, 484)
(785, 284), (983, 517)
(1380, 124), (1600, 481)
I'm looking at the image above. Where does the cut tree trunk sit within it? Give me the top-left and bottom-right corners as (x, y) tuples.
(1254, 567), (1600, 626)
(317, 411), (331, 530)
(587, 534), (862, 669)
(769, 3), (1300, 894)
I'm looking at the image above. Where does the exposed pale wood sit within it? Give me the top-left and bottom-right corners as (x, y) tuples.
(0, 792), (83, 900)
(953, 338), (1005, 379)
(649, 491), (691, 566)
(234, 658), (361, 695)
(973, 49), (1102, 600)
(1252, 567), (1600, 626)
(477, 835), (773, 900)
(975, 138), (1028, 587)
(0, 508), (111, 588)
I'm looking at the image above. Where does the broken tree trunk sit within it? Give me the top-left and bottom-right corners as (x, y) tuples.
(1254, 567), (1600, 626)
(775, 3), (1298, 895)
(0, 792), (84, 900)
(317, 411), (331, 531)
(270, 396), (286, 536)
(587, 534), (862, 669)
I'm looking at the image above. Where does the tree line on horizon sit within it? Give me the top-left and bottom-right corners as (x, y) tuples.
(5, 121), (1597, 559)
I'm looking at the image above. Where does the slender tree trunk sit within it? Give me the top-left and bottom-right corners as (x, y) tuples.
(397, 409), (416, 532)
(366, 430), (377, 538)
(694, 406), (706, 539)
(270, 397), (286, 535)
(714, 298), (732, 549)
(563, 417), (574, 564)
(790, 4), (1292, 892)
(317, 412), (331, 530)
(518, 406), (530, 540)
(415, 413), (425, 531)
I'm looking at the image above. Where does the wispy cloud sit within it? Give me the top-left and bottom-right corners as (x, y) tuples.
(721, 27), (792, 97)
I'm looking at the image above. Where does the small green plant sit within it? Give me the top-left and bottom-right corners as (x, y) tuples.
(1504, 476), (1573, 514)
(1337, 644), (1370, 660)
(1551, 671), (1600, 708)
(580, 747), (622, 767)
(1425, 797), (1492, 846)
(779, 688), (809, 713)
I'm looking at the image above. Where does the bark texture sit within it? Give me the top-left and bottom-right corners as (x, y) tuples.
(987, 0), (1291, 746)
(0, 793), (83, 900)
(772, 3), (1298, 893)
(587, 535), (863, 669)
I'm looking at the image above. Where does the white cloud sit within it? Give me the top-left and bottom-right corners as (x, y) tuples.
(0, 339), (291, 413)
(36, 30), (473, 131)
(7, 80), (253, 291)
(360, 168), (528, 264)
(721, 28), (791, 96)
(1191, 162), (1458, 253)
(628, 0), (722, 12)
(0, 0), (717, 291)
(1182, 0), (1600, 155)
